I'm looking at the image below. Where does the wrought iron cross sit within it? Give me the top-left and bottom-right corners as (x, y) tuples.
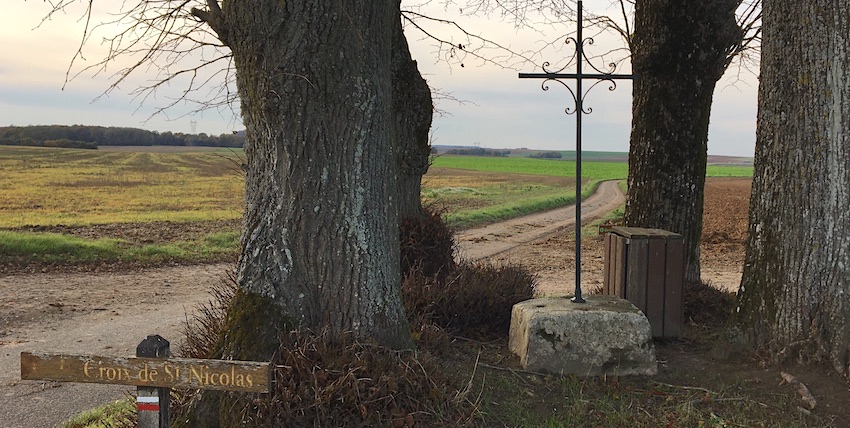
(519, 0), (635, 303)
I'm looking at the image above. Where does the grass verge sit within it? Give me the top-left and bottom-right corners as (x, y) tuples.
(0, 230), (239, 265)
(444, 181), (600, 229)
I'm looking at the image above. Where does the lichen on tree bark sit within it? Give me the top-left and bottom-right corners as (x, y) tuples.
(216, 1), (412, 351)
(736, 0), (850, 378)
(625, 0), (740, 283)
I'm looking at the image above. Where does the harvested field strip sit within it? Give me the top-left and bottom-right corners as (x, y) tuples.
(0, 147), (244, 227)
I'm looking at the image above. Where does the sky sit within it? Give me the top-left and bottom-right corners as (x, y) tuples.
(0, 2), (758, 157)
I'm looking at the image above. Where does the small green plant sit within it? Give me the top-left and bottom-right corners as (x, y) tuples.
(60, 397), (135, 428)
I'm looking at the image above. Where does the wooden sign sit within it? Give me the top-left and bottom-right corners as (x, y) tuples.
(21, 352), (272, 393)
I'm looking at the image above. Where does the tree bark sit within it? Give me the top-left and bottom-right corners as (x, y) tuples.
(219, 0), (411, 354)
(393, 7), (433, 221)
(736, 0), (850, 377)
(625, 0), (740, 283)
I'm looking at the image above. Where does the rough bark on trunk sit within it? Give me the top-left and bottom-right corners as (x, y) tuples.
(625, 0), (740, 283)
(393, 7), (433, 221)
(736, 0), (850, 377)
(219, 1), (411, 354)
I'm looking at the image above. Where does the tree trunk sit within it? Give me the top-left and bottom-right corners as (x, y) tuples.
(736, 0), (850, 377)
(393, 7), (433, 221)
(625, 0), (740, 283)
(221, 0), (411, 355)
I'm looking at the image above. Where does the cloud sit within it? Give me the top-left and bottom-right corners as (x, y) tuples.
(2, 2), (756, 156)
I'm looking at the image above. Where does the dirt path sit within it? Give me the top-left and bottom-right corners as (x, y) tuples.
(0, 179), (743, 427)
(455, 180), (625, 260)
(454, 180), (628, 297)
(0, 264), (230, 428)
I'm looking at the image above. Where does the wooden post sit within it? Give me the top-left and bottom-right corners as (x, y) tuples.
(135, 335), (170, 428)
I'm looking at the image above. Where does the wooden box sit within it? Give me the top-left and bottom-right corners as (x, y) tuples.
(603, 227), (684, 338)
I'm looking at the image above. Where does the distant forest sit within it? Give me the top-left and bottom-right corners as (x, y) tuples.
(0, 125), (244, 149)
(445, 147), (511, 157)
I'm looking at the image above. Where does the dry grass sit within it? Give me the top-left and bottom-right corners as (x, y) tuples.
(0, 147), (243, 227)
(403, 262), (536, 340)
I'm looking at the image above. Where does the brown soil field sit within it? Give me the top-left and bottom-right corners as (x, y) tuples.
(2, 177), (849, 427)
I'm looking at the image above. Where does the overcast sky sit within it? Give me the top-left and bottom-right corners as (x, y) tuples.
(0, 2), (758, 157)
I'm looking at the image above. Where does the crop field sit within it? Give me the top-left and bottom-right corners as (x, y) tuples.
(427, 156), (751, 226)
(430, 155), (629, 179)
(0, 146), (245, 228)
(0, 147), (753, 267)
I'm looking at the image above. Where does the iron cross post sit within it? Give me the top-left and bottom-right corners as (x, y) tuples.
(519, 0), (635, 303)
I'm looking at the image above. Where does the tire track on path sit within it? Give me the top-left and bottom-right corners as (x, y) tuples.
(455, 180), (625, 261)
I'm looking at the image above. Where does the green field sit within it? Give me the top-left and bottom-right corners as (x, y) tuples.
(430, 155), (753, 179)
(431, 155), (629, 179)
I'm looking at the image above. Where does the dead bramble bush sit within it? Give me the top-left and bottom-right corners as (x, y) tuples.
(175, 271), (480, 427)
(399, 208), (456, 281)
(399, 207), (537, 341)
(213, 329), (481, 427)
(403, 261), (536, 340)
(179, 269), (238, 359)
(684, 279), (735, 327)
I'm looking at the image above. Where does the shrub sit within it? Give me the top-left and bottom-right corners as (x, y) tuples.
(684, 279), (735, 327)
(403, 261), (536, 340)
(445, 147), (510, 157)
(179, 270), (238, 359)
(211, 330), (480, 427)
(399, 208), (455, 280)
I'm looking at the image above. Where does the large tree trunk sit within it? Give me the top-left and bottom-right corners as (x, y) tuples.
(393, 8), (433, 221)
(220, 1), (411, 355)
(736, 0), (850, 377)
(625, 0), (740, 283)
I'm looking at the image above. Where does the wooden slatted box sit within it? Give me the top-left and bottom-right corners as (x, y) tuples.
(603, 227), (684, 338)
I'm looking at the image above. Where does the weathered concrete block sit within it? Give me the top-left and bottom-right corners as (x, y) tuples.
(509, 295), (657, 376)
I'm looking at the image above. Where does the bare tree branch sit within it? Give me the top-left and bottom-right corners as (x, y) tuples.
(401, 9), (541, 72)
(42, 0), (236, 124)
(444, 0), (761, 75)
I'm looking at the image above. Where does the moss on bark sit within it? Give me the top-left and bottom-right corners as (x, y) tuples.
(177, 290), (292, 428)
(213, 289), (292, 361)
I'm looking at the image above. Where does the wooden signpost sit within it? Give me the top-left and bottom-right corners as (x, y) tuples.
(20, 335), (272, 428)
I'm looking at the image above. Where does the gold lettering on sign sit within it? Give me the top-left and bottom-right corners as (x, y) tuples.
(164, 364), (181, 382)
(21, 352), (270, 393)
(138, 364), (160, 382)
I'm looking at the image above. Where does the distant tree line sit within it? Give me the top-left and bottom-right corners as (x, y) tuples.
(0, 125), (244, 149)
(445, 147), (510, 157)
(528, 151), (563, 159)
